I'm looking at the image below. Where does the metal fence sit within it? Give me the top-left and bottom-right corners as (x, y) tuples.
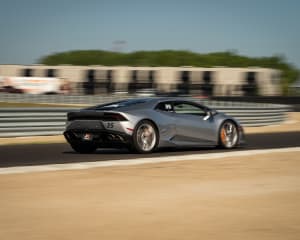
(0, 93), (134, 105)
(0, 100), (290, 137)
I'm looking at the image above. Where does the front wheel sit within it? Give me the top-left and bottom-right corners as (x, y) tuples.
(70, 142), (97, 154)
(132, 120), (159, 153)
(218, 121), (239, 149)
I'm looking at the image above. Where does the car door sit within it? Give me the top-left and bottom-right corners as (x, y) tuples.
(154, 101), (177, 144)
(172, 101), (216, 146)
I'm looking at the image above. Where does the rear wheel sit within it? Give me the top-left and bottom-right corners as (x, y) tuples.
(70, 142), (97, 154)
(218, 121), (239, 149)
(132, 120), (159, 153)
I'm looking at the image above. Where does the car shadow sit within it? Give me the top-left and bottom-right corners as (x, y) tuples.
(62, 145), (242, 156)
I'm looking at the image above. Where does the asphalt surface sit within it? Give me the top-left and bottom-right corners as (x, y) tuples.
(0, 132), (299, 168)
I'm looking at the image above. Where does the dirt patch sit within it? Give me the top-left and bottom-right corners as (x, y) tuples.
(0, 151), (299, 240)
(245, 112), (300, 134)
(0, 135), (65, 146)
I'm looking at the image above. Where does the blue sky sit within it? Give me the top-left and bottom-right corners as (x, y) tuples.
(0, 0), (299, 67)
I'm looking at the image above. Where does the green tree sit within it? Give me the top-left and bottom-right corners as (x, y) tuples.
(39, 50), (299, 94)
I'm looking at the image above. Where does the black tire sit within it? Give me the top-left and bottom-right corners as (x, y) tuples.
(218, 120), (239, 149)
(70, 142), (97, 154)
(132, 120), (159, 153)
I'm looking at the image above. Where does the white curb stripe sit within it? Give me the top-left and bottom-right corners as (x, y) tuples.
(1, 147), (300, 175)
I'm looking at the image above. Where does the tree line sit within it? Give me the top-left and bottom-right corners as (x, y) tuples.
(39, 50), (299, 94)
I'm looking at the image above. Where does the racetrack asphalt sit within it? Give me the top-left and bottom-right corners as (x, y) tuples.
(0, 131), (299, 168)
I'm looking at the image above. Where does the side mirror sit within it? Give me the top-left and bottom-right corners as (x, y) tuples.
(203, 111), (212, 121)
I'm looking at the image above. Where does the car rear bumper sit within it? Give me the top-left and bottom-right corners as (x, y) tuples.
(64, 120), (132, 147)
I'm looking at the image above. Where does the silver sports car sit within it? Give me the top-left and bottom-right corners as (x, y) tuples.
(64, 97), (245, 153)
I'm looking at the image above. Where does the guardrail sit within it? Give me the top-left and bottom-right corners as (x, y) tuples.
(212, 96), (300, 112)
(0, 93), (134, 105)
(0, 100), (290, 137)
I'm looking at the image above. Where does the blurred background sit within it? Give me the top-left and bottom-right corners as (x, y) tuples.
(0, 0), (299, 101)
(1, 3), (300, 239)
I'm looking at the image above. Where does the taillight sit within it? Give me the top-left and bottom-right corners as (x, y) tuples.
(103, 113), (128, 121)
(66, 111), (128, 121)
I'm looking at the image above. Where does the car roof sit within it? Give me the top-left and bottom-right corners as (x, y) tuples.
(86, 97), (201, 111)
(123, 97), (202, 109)
(141, 97), (197, 104)
(135, 97), (191, 102)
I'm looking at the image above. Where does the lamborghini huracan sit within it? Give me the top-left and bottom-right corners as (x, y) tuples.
(64, 98), (245, 153)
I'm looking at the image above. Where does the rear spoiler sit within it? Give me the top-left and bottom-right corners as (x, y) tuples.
(67, 111), (127, 121)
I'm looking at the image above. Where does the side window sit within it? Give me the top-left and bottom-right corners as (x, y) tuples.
(155, 102), (173, 112)
(173, 102), (206, 116)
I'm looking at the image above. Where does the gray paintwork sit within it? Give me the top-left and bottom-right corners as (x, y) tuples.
(65, 97), (244, 149)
